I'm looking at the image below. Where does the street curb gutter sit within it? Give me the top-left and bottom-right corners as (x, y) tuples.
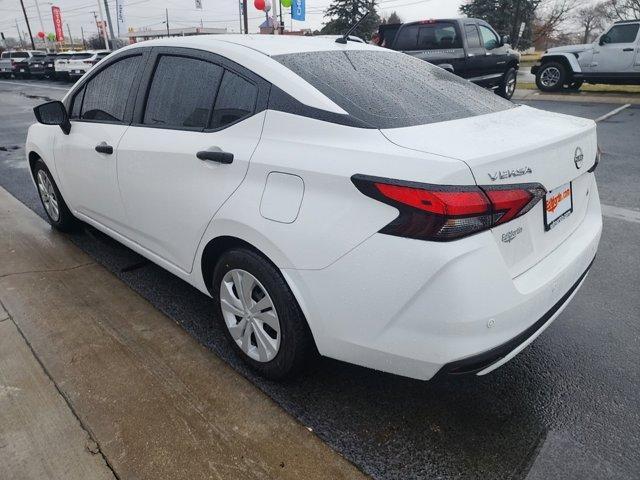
(0, 186), (367, 480)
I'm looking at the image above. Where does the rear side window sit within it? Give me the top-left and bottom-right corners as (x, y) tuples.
(465, 24), (482, 49)
(0, 52), (8, 59)
(80, 55), (142, 122)
(606, 24), (640, 43)
(143, 55), (223, 129)
(394, 25), (418, 51)
(417, 22), (462, 49)
(210, 71), (257, 129)
(274, 50), (513, 129)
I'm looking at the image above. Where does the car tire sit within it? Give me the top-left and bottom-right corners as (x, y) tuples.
(497, 67), (517, 100)
(32, 159), (77, 232)
(535, 62), (566, 92)
(212, 248), (316, 380)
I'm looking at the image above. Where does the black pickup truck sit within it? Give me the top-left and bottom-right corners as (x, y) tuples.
(377, 18), (520, 99)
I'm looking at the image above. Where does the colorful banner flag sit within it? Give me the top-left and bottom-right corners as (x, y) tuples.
(116, 0), (127, 36)
(51, 6), (64, 42)
(292, 0), (305, 21)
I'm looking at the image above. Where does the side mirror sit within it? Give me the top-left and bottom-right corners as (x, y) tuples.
(33, 100), (71, 135)
(599, 34), (610, 46)
(501, 35), (511, 46)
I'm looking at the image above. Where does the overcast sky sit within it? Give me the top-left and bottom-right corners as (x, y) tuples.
(0, 0), (463, 41)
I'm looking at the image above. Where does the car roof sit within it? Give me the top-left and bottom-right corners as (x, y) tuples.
(125, 34), (377, 57)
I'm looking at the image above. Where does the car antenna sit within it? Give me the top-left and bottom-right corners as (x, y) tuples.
(335, 11), (370, 44)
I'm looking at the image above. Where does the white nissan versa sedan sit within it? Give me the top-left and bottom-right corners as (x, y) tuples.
(26, 36), (602, 380)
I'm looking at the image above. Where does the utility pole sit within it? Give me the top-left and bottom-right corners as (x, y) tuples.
(66, 24), (73, 48)
(33, 0), (49, 51)
(96, 1), (110, 50)
(242, 0), (248, 34)
(91, 11), (109, 50)
(18, 0), (36, 49)
(103, 0), (117, 46)
(238, 0), (243, 33)
(165, 8), (170, 37)
(81, 26), (86, 48)
(15, 20), (25, 48)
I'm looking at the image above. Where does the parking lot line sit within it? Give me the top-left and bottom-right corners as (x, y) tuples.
(0, 80), (70, 91)
(595, 104), (631, 123)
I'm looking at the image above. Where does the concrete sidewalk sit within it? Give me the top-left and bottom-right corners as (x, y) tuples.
(0, 186), (366, 480)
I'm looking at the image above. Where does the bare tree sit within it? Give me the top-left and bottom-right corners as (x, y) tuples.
(606, 0), (640, 19)
(533, 0), (578, 44)
(575, 1), (611, 43)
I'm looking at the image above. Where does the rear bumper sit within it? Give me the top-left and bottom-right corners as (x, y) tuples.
(436, 255), (595, 377)
(283, 177), (602, 381)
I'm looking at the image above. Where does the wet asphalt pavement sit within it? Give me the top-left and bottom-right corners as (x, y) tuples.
(1, 79), (638, 480)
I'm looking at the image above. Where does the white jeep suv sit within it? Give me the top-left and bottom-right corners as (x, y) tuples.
(533, 20), (640, 91)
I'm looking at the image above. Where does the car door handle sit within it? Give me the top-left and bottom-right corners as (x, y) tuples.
(95, 142), (113, 155)
(623, 48), (634, 52)
(196, 149), (234, 164)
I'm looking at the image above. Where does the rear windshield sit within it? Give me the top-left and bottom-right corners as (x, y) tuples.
(273, 50), (513, 129)
(394, 22), (463, 51)
(32, 52), (46, 57)
(72, 53), (93, 59)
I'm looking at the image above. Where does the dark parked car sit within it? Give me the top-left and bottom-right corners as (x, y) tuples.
(42, 53), (58, 79)
(377, 18), (520, 99)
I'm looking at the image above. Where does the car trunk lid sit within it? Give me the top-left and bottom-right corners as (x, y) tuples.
(381, 105), (598, 277)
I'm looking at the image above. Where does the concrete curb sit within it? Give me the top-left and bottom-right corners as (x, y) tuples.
(514, 89), (640, 105)
(0, 186), (367, 480)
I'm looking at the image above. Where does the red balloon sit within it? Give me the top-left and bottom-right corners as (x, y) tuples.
(254, 0), (265, 10)
(37, 31), (45, 38)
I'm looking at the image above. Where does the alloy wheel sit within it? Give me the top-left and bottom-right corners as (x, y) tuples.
(540, 67), (561, 88)
(506, 73), (516, 98)
(219, 269), (281, 362)
(36, 169), (60, 222)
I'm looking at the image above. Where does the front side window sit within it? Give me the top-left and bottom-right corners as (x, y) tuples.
(605, 24), (640, 44)
(274, 50), (513, 129)
(479, 25), (500, 50)
(210, 71), (257, 129)
(417, 22), (462, 49)
(143, 55), (223, 129)
(80, 55), (141, 122)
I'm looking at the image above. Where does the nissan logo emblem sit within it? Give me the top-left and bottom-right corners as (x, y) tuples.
(574, 147), (584, 169)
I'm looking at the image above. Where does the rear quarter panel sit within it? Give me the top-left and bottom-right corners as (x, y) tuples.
(193, 110), (475, 280)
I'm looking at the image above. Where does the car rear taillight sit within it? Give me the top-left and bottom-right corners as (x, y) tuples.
(352, 175), (546, 241)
